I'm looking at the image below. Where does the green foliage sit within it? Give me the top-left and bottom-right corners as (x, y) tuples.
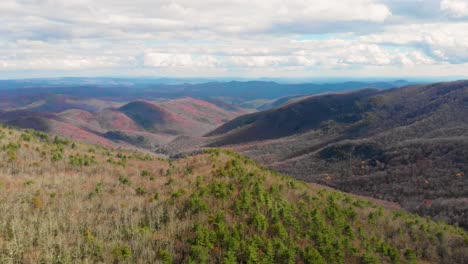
(130, 152), (154, 161)
(189, 224), (214, 263)
(88, 182), (103, 198)
(362, 252), (380, 264)
(153, 192), (160, 201)
(208, 181), (232, 199)
(54, 136), (70, 145)
(303, 247), (326, 264)
(187, 195), (208, 214)
(157, 249), (173, 264)
(404, 249), (417, 264)
(171, 189), (185, 198)
(250, 212), (268, 232)
(135, 186), (146, 196)
(19, 130), (50, 143)
(2, 141), (21, 162)
(119, 176), (131, 185)
(2, 142), (20, 151)
(69, 154), (96, 166)
(51, 151), (63, 162)
(140, 170), (151, 177)
(23, 180), (35, 186)
(20, 133), (32, 142)
(113, 244), (132, 261)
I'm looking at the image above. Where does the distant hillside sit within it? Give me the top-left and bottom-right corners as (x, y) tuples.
(0, 126), (466, 263)
(0, 80), (410, 110)
(198, 81), (468, 228)
(207, 89), (379, 144)
(0, 97), (248, 150)
(257, 94), (307, 110)
(119, 100), (186, 134)
(119, 98), (247, 136)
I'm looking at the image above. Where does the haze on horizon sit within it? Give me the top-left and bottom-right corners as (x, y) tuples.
(1, 0), (468, 79)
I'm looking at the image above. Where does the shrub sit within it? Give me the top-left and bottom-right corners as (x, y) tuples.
(208, 181), (232, 199)
(187, 195), (208, 214)
(113, 244), (132, 261)
(157, 249), (173, 264)
(20, 133), (32, 142)
(303, 247), (326, 264)
(189, 245), (210, 263)
(404, 249), (417, 264)
(140, 170), (151, 177)
(361, 252), (380, 264)
(51, 152), (63, 162)
(251, 212), (268, 232)
(171, 189), (186, 199)
(136, 186), (146, 196)
(88, 182), (103, 198)
(118, 176), (131, 185)
(54, 136), (70, 145)
(153, 193), (160, 201)
(7, 149), (17, 162)
(69, 154), (96, 166)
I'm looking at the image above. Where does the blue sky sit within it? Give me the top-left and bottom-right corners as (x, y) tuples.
(1, 0), (468, 79)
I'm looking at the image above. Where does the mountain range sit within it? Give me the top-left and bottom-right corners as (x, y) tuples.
(0, 78), (467, 262)
(1, 80), (467, 228)
(166, 81), (468, 229)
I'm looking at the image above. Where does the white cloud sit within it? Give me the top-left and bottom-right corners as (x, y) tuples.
(0, 0), (467, 77)
(360, 23), (468, 63)
(144, 53), (219, 68)
(441, 0), (468, 17)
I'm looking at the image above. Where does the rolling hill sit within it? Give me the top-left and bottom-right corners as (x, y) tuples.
(207, 88), (379, 145)
(185, 81), (468, 229)
(0, 79), (410, 110)
(0, 125), (466, 263)
(0, 97), (248, 150)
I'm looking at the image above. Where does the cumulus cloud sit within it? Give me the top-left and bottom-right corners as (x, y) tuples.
(0, 0), (467, 77)
(441, 0), (468, 17)
(144, 53), (219, 68)
(361, 23), (468, 63)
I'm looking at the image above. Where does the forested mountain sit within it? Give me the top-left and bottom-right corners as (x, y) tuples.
(191, 81), (468, 228)
(0, 126), (466, 263)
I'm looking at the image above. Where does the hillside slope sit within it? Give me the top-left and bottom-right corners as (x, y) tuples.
(0, 98), (248, 150)
(207, 88), (379, 144)
(0, 126), (466, 263)
(201, 81), (468, 228)
(119, 98), (248, 136)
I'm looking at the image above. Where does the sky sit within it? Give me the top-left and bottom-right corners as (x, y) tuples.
(1, 0), (468, 79)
